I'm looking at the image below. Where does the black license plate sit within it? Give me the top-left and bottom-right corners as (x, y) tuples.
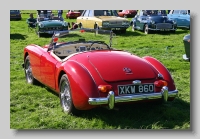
(118, 84), (154, 95)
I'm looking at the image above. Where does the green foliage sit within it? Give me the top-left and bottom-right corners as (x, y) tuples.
(10, 11), (190, 129)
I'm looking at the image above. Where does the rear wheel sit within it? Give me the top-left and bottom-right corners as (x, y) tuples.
(24, 55), (37, 85)
(132, 24), (135, 32)
(59, 74), (79, 115)
(79, 23), (83, 29)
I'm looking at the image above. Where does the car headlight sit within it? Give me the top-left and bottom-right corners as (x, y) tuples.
(39, 23), (44, 28)
(173, 21), (177, 24)
(122, 21), (130, 25)
(102, 21), (110, 26)
(151, 20), (155, 24)
(63, 22), (68, 26)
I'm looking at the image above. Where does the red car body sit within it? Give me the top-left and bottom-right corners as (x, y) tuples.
(66, 10), (81, 19)
(118, 10), (137, 18)
(22, 29), (178, 114)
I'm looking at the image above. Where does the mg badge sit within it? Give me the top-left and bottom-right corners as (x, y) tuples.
(123, 67), (132, 74)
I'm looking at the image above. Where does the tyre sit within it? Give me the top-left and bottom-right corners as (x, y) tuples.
(121, 29), (126, 34)
(144, 24), (149, 34)
(59, 74), (79, 115)
(79, 23), (83, 29)
(24, 55), (37, 85)
(132, 24), (135, 32)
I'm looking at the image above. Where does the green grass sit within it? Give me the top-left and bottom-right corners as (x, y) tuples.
(10, 11), (190, 129)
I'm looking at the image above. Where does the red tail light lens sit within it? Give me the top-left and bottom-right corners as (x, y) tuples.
(98, 85), (112, 93)
(154, 80), (168, 88)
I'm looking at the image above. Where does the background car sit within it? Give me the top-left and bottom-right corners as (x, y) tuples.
(183, 34), (190, 61)
(10, 10), (22, 20)
(167, 10), (190, 29)
(118, 10), (137, 18)
(66, 10), (81, 19)
(36, 13), (69, 37)
(131, 10), (177, 34)
(22, 29), (178, 115)
(76, 10), (130, 33)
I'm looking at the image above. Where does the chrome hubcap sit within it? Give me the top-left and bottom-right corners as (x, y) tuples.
(25, 60), (33, 83)
(60, 81), (71, 112)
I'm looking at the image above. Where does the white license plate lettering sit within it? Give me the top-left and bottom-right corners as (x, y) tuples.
(118, 84), (154, 95)
(119, 86), (125, 94)
(131, 86), (135, 93)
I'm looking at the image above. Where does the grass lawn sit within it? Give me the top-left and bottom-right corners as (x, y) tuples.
(10, 11), (190, 129)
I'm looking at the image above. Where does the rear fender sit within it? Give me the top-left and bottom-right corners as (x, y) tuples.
(143, 56), (176, 90)
(58, 60), (99, 110)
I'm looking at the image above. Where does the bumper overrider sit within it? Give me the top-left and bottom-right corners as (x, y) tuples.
(88, 86), (178, 109)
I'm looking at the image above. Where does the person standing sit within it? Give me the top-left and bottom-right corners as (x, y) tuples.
(58, 10), (63, 17)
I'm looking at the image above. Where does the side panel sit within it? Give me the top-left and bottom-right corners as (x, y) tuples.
(56, 60), (100, 110)
(143, 56), (176, 91)
(40, 51), (59, 89)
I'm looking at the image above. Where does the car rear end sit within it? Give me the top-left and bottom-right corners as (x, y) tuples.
(10, 10), (21, 20)
(82, 51), (178, 109)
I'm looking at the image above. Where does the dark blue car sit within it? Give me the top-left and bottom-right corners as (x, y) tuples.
(130, 10), (177, 34)
(10, 10), (22, 20)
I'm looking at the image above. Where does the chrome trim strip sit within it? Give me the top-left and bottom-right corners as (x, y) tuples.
(88, 86), (178, 109)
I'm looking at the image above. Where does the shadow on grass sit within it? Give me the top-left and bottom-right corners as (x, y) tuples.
(10, 33), (27, 40)
(78, 98), (190, 129)
(38, 33), (82, 38)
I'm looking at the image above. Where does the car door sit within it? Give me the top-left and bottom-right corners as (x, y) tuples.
(86, 10), (96, 29)
(178, 10), (190, 27)
(168, 10), (181, 26)
(76, 10), (89, 28)
(40, 51), (59, 89)
(135, 11), (146, 30)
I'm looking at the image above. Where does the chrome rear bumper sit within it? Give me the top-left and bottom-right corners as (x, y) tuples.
(88, 86), (178, 109)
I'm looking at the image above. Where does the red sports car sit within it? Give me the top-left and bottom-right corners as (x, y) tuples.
(118, 10), (137, 18)
(66, 10), (81, 19)
(22, 29), (178, 115)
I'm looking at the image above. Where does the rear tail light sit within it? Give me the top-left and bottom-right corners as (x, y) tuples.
(98, 85), (112, 93)
(154, 80), (168, 88)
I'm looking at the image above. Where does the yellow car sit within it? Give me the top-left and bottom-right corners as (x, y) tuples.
(76, 10), (130, 33)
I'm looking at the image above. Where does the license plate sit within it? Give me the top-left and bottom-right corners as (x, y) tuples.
(115, 28), (121, 30)
(160, 29), (170, 31)
(118, 84), (154, 95)
(48, 31), (54, 34)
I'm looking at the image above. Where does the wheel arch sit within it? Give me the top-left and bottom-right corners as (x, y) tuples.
(143, 56), (176, 91)
(57, 61), (99, 110)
